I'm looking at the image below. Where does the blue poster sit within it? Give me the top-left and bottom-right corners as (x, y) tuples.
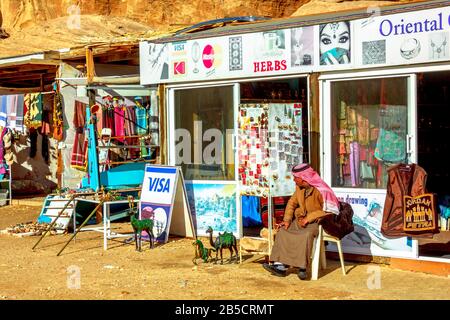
(185, 183), (238, 236)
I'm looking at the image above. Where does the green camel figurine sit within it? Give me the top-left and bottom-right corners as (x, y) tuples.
(206, 226), (238, 264)
(192, 239), (215, 264)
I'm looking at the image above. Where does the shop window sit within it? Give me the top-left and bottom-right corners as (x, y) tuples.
(331, 77), (408, 189)
(174, 86), (235, 181)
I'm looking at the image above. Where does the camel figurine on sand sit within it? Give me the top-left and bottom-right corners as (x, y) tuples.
(192, 239), (215, 264)
(206, 226), (238, 264)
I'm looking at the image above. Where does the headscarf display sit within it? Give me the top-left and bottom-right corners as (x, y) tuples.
(292, 163), (340, 215)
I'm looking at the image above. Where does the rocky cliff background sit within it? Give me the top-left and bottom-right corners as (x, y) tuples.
(0, 0), (426, 57)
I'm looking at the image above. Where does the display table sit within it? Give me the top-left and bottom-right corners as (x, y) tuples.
(74, 198), (139, 250)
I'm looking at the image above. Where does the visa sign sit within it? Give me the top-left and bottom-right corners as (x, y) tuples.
(140, 166), (177, 204)
(148, 177), (170, 193)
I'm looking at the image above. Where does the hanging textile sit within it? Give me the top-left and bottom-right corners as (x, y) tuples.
(135, 103), (148, 135)
(16, 95), (25, 132)
(70, 131), (88, 170)
(24, 93), (43, 129)
(374, 105), (407, 163)
(101, 99), (115, 138)
(41, 133), (49, 163)
(349, 141), (360, 187)
(260, 196), (290, 228)
(114, 103), (125, 142)
(124, 105), (139, 159)
(0, 96), (7, 127)
(73, 100), (86, 129)
(52, 91), (64, 141)
(6, 95), (16, 129)
(29, 128), (38, 158)
(135, 98), (150, 158)
(242, 196), (262, 227)
(124, 105), (136, 137)
(70, 101), (88, 170)
(92, 103), (103, 136)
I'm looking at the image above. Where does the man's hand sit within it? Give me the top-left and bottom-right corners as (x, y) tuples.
(276, 221), (290, 230)
(299, 218), (309, 228)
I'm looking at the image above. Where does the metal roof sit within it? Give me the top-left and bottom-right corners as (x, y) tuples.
(152, 0), (448, 43)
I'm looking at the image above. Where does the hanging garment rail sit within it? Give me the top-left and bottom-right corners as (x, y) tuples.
(97, 144), (159, 149)
(99, 159), (157, 166)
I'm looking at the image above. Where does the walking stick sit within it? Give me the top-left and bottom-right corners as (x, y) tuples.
(56, 199), (105, 256)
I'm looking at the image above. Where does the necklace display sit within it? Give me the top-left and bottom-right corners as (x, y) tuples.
(431, 36), (447, 59)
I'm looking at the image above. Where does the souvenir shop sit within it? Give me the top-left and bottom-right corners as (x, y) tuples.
(140, 28), (312, 242)
(140, 0), (450, 267)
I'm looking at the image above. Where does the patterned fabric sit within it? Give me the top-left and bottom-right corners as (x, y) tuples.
(70, 131), (88, 170)
(260, 196), (290, 228)
(24, 93), (43, 129)
(374, 105), (407, 163)
(124, 105), (136, 137)
(53, 92), (64, 141)
(71, 101), (88, 170)
(114, 106), (125, 142)
(73, 100), (86, 129)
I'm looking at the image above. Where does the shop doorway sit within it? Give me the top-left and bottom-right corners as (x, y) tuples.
(239, 77), (309, 238)
(417, 71), (450, 259)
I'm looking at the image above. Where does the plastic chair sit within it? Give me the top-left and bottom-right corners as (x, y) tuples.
(311, 225), (346, 280)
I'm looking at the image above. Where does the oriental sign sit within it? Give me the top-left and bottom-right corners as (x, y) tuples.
(403, 193), (437, 231)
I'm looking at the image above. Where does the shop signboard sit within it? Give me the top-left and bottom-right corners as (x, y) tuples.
(140, 25), (317, 84)
(332, 191), (417, 258)
(353, 6), (450, 67)
(140, 4), (450, 85)
(140, 165), (196, 243)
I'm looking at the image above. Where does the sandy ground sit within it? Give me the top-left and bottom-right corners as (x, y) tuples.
(0, 204), (449, 301)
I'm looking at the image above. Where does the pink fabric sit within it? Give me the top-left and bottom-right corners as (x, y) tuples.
(350, 141), (360, 187)
(114, 106), (125, 142)
(292, 164), (340, 215)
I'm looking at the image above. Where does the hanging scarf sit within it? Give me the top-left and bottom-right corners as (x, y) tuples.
(292, 163), (340, 215)
(114, 105), (125, 142)
(24, 93), (43, 129)
(52, 91), (64, 141)
(135, 105), (148, 135)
